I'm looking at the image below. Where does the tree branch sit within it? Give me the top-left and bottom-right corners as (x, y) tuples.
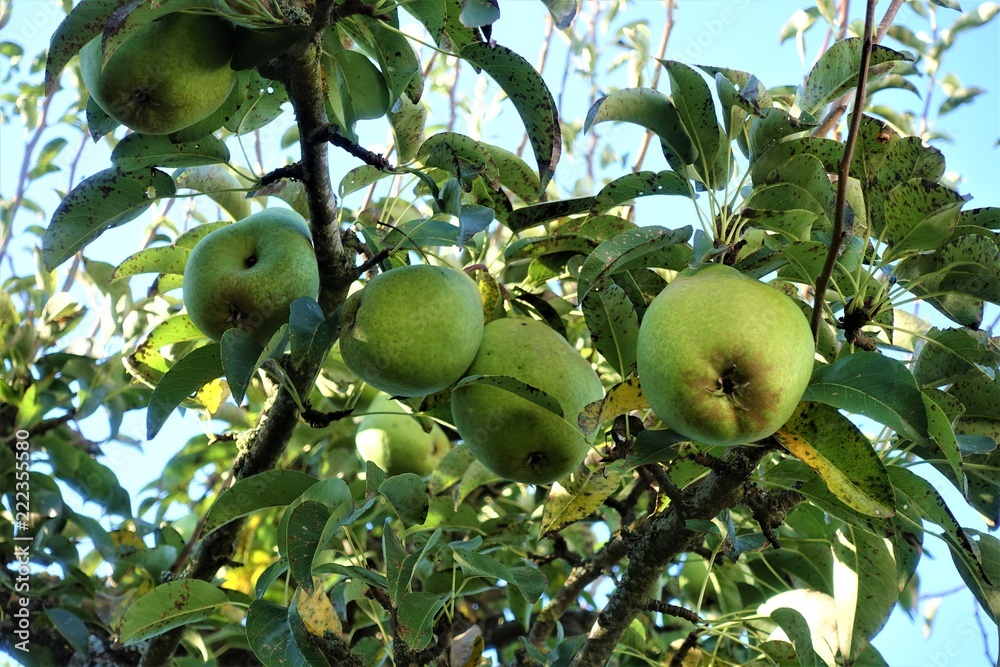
(809, 0), (877, 342)
(138, 1), (357, 664)
(529, 537), (627, 648)
(571, 446), (770, 666)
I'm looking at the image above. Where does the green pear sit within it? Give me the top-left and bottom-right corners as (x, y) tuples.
(339, 265), (484, 397)
(451, 318), (605, 485)
(356, 395), (451, 477)
(183, 208), (320, 346)
(80, 12), (236, 135)
(636, 263), (815, 446)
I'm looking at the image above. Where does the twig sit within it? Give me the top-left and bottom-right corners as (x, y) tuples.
(528, 537), (627, 648)
(646, 599), (701, 624)
(314, 124), (394, 171)
(810, 0), (878, 343)
(257, 161), (304, 187)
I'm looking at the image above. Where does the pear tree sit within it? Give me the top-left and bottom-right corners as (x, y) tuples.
(2, 1), (999, 666)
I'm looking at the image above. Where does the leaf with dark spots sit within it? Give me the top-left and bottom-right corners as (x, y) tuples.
(775, 402), (895, 517)
(889, 467), (993, 585)
(577, 225), (692, 300)
(43, 167), (176, 271)
(507, 197), (595, 232)
(581, 285), (639, 378)
(589, 170), (691, 216)
(454, 374), (563, 417)
(44, 0), (119, 95)
(585, 87), (695, 165)
(800, 39), (914, 115)
(803, 352), (930, 445)
(461, 42), (560, 195)
(119, 580), (229, 645)
(285, 501), (332, 592)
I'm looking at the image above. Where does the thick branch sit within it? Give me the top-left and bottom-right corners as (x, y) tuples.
(571, 446), (770, 666)
(139, 1), (357, 664)
(809, 0), (877, 342)
(529, 537), (627, 648)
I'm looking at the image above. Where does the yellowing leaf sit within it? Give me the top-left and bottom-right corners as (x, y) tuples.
(578, 378), (650, 435)
(195, 378), (230, 414)
(294, 580), (342, 637)
(774, 402), (895, 518)
(539, 462), (624, 537)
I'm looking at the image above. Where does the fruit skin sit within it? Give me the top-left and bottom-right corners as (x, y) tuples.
(183, 208), (320, 346)
(451, 318), (605, 485)
(636, 263), (815, 446)
(339, 265), (484, 397)
(80, 12), (236, 135)
(356, 395), (451, 477)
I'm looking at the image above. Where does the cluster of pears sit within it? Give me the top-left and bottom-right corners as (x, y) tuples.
(81, 11), (237, 135)
(339, 264), (604, 484)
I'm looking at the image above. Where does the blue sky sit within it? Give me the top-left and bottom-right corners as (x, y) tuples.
(1, 1), (998, 666)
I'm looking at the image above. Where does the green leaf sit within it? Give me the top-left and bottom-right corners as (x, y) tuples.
(45, 609), (90, 654)
(396, 592), (444, 650)
(383, 524), (410, 605)
(388, 95), (428, 164)
(800, 39), (915, 115)
(504, 234), (597, 261)
(481, 142), (541, 203)
(584, 87), (694, 165)
(663, 60), (723, 185)
(952, 530), (1000, 624)
(539, 463), (624, 537)
(247, 600), (311, 667)
(346, 14), (421, 106)
(881, 179), (967, 257)
(288, 297), (337, 372)
(203, 470), (319, 536)
(461, 42), (561, 194)
(129, 315), (204, 373)
(418, 132), (501, 190)
(220, 328), (265, 404)
(403, 0), (479, 53)
(775, 402), (895, 517)
(43, 167), (177, 271)
(224, 73), (289, 135)
(379, 474), (430, 526)
(146, 344), (224, 439)
(802, 352), (930, 444)
(111, 133), (230, 171)
(119, 580), (229, 645)
(918, 391), (968, 495)
(577, 225), (692, 300)
(581, 285), (639, 377)
(455, 460), (504, 507)
(912, 327), (1000, 387)
(110, 245), (189, 282)
(541, 0), (577, 28)
(751, 137), (843, 185)
(285, 501), (332, 591)
(832, 526), (899, 660)
(459, 0), (499, 27)
(888, 466), (990, 583)
(507, 197), (595, 232)
(454, 374), (563, 417)
(428, 445), (476, 495)
(43, 0), (117, 94)
(589, 170), (691, 217)
(231, 24), (307, 70)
